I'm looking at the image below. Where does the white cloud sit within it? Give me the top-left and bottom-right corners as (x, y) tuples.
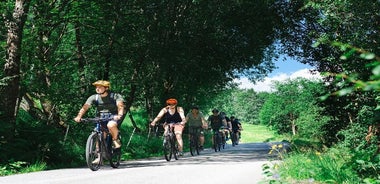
(234, 69), (321, 92)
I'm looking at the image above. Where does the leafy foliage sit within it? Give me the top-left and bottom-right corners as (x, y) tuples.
(259, 78), (329, 143)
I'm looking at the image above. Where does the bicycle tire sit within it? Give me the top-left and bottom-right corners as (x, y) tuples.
(222, 135), (226, 149)
(190, 135), (195, 156)
(194, 133), (200, 155)
(86, 132), (102, 171)
(231, 132), (236, 146)
(173, 136), (179, 160)
(217, 133), (222, 151)
(109, 134), (121, 168)
(213, 133), (218, 152)
(163, 136), (172, 161)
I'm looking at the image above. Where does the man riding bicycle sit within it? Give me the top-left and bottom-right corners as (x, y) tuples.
(186, 106), (208, 150)
(207, 109), (227, 145)
(74, 80), (125, 151)
(230, 116), (242, 144)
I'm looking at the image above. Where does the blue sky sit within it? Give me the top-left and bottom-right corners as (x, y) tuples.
(235, 58), (321, 92)
(269, 58), (312, 76)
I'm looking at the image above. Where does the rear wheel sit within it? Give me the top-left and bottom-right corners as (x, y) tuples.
(109, 134), (121, 168)
(86, 132), (102, 171)
(163, 136), (172, 161)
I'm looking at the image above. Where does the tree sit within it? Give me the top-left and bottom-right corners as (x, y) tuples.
(259, 78), (329, 141)
(1, 0), (31, 141)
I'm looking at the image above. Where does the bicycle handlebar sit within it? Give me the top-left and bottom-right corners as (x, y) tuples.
(80, 117), (114, 123)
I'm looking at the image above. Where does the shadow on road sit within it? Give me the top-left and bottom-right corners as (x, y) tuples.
(119, 141), (289, 169)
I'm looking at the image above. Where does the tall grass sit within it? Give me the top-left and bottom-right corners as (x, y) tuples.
(0, 161), (47, 176)
(240, 123), (285, 143)
(264, 144), (361, 183)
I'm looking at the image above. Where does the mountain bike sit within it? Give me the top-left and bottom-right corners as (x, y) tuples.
(81, 117), (121, 171)
(189, 127), (202, 156)
(212, 128), (224, 152)
(163, 123), (179, 161)
(231, 130), (239, 146)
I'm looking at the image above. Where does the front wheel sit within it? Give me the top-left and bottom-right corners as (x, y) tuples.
(213, 134), (218, 152)
(86, 132), (102, 171)
(190, 135), (197, 156)
(173, 136), (179, 160)
(163, 136), (172, 161)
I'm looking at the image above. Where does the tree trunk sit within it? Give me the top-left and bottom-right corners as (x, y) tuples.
(291, 119), (296, 135)
(0, 0), (31, 141)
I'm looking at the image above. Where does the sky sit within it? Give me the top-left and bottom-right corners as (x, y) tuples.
(234, 58), (322, 92)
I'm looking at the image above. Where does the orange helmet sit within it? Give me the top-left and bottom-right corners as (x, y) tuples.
(92, 80), (111, 89)
(166, 98), (178, 105)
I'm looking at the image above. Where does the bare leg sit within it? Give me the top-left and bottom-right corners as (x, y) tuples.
(175, 133), (183, 152)
(199, 135), (205, 146)
(107, 121), (119, 140)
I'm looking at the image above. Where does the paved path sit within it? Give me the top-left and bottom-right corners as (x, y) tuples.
(0, 142), (288, 184)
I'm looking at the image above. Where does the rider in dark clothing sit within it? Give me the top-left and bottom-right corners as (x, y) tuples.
(208, 109), (226, 131)
(230, 116), (242, 140)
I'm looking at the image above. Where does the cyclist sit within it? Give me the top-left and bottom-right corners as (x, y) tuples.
(220, 112), (232, 141)
(74, 80), (125, 150)
(150, 98), (186, 156)
(230, 116), (242, 144)
(186, 106), (208, 150)
(207, 109), (227, 145)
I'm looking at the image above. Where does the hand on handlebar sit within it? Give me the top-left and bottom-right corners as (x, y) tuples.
(113, 115), (122, 121)
(74, 116), (81, 123)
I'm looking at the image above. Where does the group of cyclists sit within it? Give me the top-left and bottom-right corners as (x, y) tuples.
(150, 98), (243, 156)
(75, 80), (243, 161)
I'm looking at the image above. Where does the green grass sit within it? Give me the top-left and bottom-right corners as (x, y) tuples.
(0, 161), (47, 176)
(240, 123), (286, 143)
(270, 148), (361, 183)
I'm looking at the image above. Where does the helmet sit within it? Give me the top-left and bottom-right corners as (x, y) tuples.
(92, 80), (111, 88)
(166, 98), (178, 105)
(212, 109), (219, 113)
(191, 106), (199, 110)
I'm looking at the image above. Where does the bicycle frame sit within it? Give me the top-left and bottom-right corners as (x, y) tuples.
(163, 123), (179, 161)
(212, 129), (224, 152)
(189, 127), (202, 156)
(81, 117), (121, 171)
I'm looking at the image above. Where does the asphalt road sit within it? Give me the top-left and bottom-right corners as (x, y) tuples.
(0, 142), (287, 184)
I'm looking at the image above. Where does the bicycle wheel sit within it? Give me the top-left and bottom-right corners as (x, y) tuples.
(173, 136), (179, 160)
(109, 134), (121, 168)
(163, 135), (172, 161)
(213, 133), (218, 152)
(190, 134), (196, 156)
(222, 133), (226, 149)
(231, 132), (236, 146)
(86, 132), (102, 171)
(194, 133), (200, 155)
(216, 133), (222, 151)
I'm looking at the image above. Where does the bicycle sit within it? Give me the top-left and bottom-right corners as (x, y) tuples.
(212, 128), (224, 152)
(221, 127), (229, 149)
(231, 130), (239, 146)
(81, 117), (121, 171)
(189, 127), (202, 156)
(163, 123), (179, 161)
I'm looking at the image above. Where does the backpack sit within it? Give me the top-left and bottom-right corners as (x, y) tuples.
(94, 92), (118, 106)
